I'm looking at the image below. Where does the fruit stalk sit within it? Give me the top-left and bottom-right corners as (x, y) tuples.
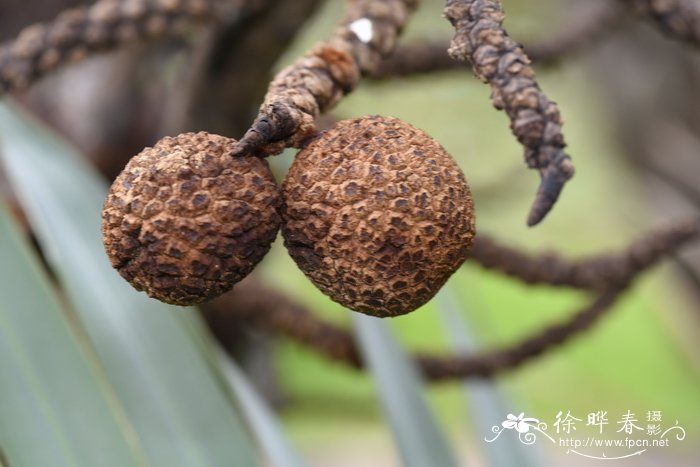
(232, 0), (419, 157)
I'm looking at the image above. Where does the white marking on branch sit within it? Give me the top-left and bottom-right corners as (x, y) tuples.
(349, 18), (373, 43)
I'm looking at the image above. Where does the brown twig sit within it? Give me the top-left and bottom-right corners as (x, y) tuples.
(636, 146), (700, 212)
(0, 0), (237, 96)
(0, 0), (86, 42)
(624, 0), (700, 47)
(418, 286), (625, 379)
(205, 279), (363, 367)
(671, 253), (700, 298)
(371, 1), (622, 78)
(231, 0), (419, 157)
(203, 276), (625, 381)
(443, 0), (575, 227)
(370, 40), (455, 78)
(470, 219), (700, 290)
(203, 219), (699, 381)
(524, 1), (623, 66)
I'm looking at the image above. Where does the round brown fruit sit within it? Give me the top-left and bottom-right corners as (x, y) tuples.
(282, 116), (475, 317)
(101, 131), (281, 305)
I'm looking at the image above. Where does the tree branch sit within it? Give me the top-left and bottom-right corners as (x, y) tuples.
(470, 219), (700, 289)
(231, 0), (419, 157)
(443, 0), (575, 227)
(0, 0), (238, 96)
(418, 287), (624, 379)
(624, 0), (700, 47)
(371, 1), (622, 78)
(203, 218), (699, 381)
(203, 276), (625, 381)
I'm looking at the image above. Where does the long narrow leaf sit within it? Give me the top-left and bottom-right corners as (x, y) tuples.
(0, 101), (258, 467)
(0, 446), (10, 467)
(215, 346), (308, 467)
(172, 311), (307, 467)
(437, 286), (544, 467)
(0, 206), (147, 467)
(353, 314), (460, 467)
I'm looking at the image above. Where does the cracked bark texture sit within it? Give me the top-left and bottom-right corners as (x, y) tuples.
(625, 0), (700, 47)
(232, 0), (419, 157)
(0, 0), (237, 95)
(444, 0), (575, 226)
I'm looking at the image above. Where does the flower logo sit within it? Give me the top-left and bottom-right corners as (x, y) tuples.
(502, 412), (539, 433)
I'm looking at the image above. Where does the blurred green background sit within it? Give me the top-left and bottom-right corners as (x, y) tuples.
(251, 0), (700, 463)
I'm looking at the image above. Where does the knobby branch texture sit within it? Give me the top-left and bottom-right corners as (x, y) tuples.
(0, 0), (237, 96)
(625, 0), (700, 47)
(231, 0), (418, 157)
(204, 219), (700, 381)
(372, 1), (622, 78)
(444, 0), (575, 227)
(471, 219), (700, 290)
(205, 275), (626, 381)
(418, 287), (624, 379)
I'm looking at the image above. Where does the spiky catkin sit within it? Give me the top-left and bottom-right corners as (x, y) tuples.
(231, 0), (418, 157)
(443, 0), (575, 227)
(372, 2), (622, 78)
(471, 219), (700, 290)
(0, 0), (235, 95)
(625, 0), (700, 47)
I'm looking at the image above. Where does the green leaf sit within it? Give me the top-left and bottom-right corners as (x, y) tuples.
(436, 286), (545, 467)
(171, 312), (308, 467)
(1, 446), (10, 467)
(215, 345), (308, 467)
(352, 314), (460, 467)
(0, 101), (258, 467)
(0, 205), (147, 467)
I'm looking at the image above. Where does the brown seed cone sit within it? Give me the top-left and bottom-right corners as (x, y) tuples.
(101, 132), (281, 305)
(282, 116), (476, 317)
